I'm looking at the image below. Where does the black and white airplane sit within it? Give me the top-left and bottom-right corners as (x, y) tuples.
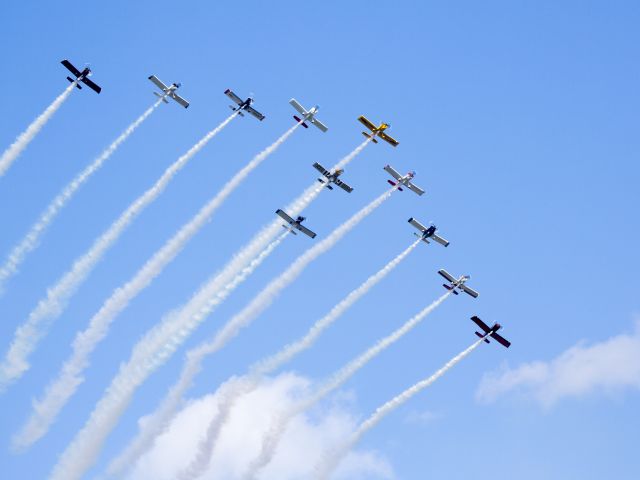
(224, 89), (265, 120)
(148, 75), (189, 108)
(408, 218), (449, 247)
(289, 99), (328, 132)
(383, 165), (425, 196)
(276, 209), (317, 238)
(313, 162), (353, 193)
(61, 59), (101, 93)
(438, 269), (479, 298)
(471, 316), (511, 348)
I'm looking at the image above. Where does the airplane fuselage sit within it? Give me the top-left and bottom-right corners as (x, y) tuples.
(422, 226), (437, 239)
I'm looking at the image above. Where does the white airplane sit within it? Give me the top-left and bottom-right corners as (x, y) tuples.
(148, 75), (189, 108)
(289, 99), (328, 132)
(313, 162), (353, 193)
(408, 218), (449, 247)
(437, 269), (479, 298)
(383, 165), (425, 196)
(276, 209), (317, 238)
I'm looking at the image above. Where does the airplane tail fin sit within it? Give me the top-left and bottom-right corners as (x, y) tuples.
(443, 284), (458, 294)
(293, 115), (309, 128)
(326, 184), (333, 190)
(229, 105), (244, 116)
(362, 132), (378, 143)
(475, 332), (491, 343)
(387, 180), (402, 191)
(153, 92), (169, 103)
(414, 232), (429, 243)
(67, 77), (82, 89)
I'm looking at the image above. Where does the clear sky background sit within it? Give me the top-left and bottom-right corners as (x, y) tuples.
(1, 1), (639, 479)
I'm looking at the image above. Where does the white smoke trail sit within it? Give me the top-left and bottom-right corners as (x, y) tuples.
(0, 112), (237, 392)
(100, 139), (373, 478)
(12, 120), (298, 451)
(178, 188), (398, 480)
(181, 238), (420, 480)
(245, 291), (452, 479)
(47, 231), (289, 480)
(0, 82), (76, 177)
(253, 238), (421, 376)
(314, 336), (487, 480)
(0, 98), (164, 295)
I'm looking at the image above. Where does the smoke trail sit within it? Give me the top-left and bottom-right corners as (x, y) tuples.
(253, 238), (421, 376)
(0, 98), (164, 294)
(47, 232), (289, 480)
(179, 240), (421, 480)
(0, 82), (76, 177)
(314, 336), (487, 480)
(12, 122), (302, 451)
(98, 138), (374, 478)
(245, 291), (452, 479)
(0, 112), (237, 392)
(177, 188), (398, 479)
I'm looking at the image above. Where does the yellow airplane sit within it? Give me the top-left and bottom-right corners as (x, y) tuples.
(357, 115), (399, 147)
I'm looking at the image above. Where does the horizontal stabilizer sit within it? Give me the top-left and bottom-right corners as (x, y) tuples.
(475, 332), (490, 343)
(362, 132), (378, 143)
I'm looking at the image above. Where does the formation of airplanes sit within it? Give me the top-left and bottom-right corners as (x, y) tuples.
(58, 59), (511, 349)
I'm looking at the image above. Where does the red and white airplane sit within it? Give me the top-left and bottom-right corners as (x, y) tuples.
(384, 165), (425, 196)
(438, 269), (478, 298)
(471, 316), (511, 348)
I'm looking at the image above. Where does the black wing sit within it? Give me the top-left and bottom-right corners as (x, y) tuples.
(61, 59), (81, 77)
(490, 332), (511, 348)
(81, 77), (101, 94)
(471, 316), (491, 334)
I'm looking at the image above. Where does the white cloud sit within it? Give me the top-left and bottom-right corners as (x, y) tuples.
(126, 373), (394, 480)
(476, 320), (640, 407)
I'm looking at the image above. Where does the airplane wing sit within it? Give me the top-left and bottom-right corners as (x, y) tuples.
(224, 89), (244, 106)
(61, 60), (81, 77)
(312, 162), (330, 178)
(378, 131), (399, 147)
(431, 233), (450, 247)
(358, 115), (377, 132)
(408, 217), (428, 234)
(437, 269), (456, 283)
(471, 316), (491, 334)
(490, 332), (511, 348)
(170, 91), (189, 109)
(407, 180), (425, 196)
(383, 164), (403, 181)
(289, 98), (307, 116)
(245, 105), (265, 121)
(81, 77), (101, 94)
(334, 178), (354, 193)
(149, 75), (169, 92)
(296, 224), (317, 239)
(310, 117), (328, 132)
(461, 284), (479, 298)
(276, 209), (295, 225)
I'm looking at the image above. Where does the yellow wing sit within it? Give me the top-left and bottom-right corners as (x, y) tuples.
(379, 131), (399, 147)
(358, 115), (378, 132)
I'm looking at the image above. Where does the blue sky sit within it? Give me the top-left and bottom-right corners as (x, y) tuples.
(1, 1), (639, 478)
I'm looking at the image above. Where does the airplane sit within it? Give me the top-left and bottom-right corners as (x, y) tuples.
(276, 209), (317, 238)
(148, 75), (189, 108)
(61, 59), (101, 93)
(408, 218), (449, 247)
(224, 89), (265, 121)
(471, 316), (511, 348)
(437, 269), (479, 298)
(357, 116), (399, 147)
(383, 165), (425, 196)
(289, 99), (328, 132)
(312, 162), (353, 193)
